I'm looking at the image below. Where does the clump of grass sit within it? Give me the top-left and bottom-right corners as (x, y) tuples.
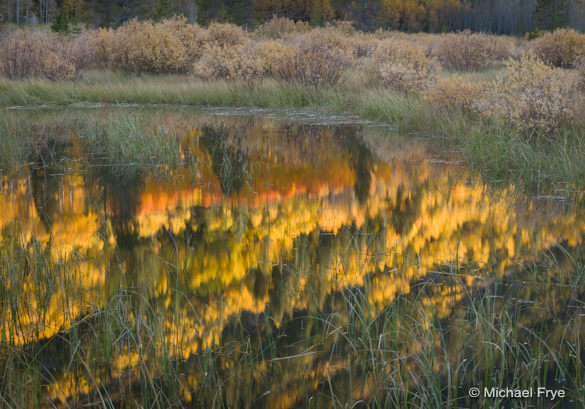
(0, 116), (35, 175)
(83, 113), (181, 184)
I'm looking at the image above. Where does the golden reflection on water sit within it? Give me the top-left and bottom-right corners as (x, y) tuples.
(0, 114), (583, 407)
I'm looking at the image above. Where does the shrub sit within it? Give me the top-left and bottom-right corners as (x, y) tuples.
(486, 55), (579, 136)
(159, 16), (206, 62)
(424, 75), (484, 111)
(373, 39), (435, 72)
(256, 16), (309, 38)
(0, 30), (77, 80)
(433, 30), (512, 71)
(348, 33), (378, 58)
(204, 23), (247, 48)
(376, 63), (433, 94)
(194, 42), (265, 83)
(68, 29), (106, 70)
(77, 28), (115, 69)
(256, 39), (285, 67)
(270, 40), (350, 87)
(371, 39), (439, 93)
(51, 14), (69, 34)
(326, 20), (356, 35)
(531, 28), (585, 68)
(109, 19), (188, 73)
(578, 58), (585, 90)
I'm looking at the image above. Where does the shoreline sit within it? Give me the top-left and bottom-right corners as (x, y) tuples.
(1, 73), (584, 191)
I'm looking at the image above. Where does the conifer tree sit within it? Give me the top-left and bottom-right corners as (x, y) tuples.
(533, 0), (569, 30)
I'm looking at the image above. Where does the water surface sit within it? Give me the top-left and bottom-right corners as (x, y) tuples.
(1, 109), (584, 408)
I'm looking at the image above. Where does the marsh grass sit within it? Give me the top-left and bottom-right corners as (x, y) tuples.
(0, 109), (185, 184)
(2, 208), (585, 408)
(83, 114), (181, 184)
(1, 91), (585, 408)
(2, 72), (585, 189)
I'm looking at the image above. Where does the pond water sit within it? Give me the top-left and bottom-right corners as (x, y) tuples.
(1, 108), (584, 408)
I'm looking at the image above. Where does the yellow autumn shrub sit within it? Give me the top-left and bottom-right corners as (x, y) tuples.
(204, 23), (247, 48)
(486, 55), (579, 136)
(373, 39), (435, 71)
(433, 30), (512, 70)
(194, 42), (265, 83)
(294, 28), (355, 60)
(326, 20), (356, 35)
(531, 28), (585, 68)
(109, 19), (188, 73)
(424, 75), (484, 111)
(270, 38), (351, 87)
(159, 16), (206, 62)
(0, 30), (77, 80)
(376, 63), (433, 94)
(371, 39), (439, 93)
(256, 16), (309, 38)
(347, 33), (378, 58)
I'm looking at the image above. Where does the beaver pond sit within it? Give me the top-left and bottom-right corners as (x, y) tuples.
(0, 108), (584, 409)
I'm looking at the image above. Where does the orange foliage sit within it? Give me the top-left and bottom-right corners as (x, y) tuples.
(382, 0), (462, 31)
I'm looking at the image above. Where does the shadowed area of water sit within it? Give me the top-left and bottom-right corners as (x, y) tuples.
(0, 109), (584, 409)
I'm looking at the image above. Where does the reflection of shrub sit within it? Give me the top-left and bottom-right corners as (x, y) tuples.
(486, 55), (578, 136)
(0, 30), (77, 80)
(531, 28), (585, 68)
(109, 19), (188, 73)
(424, 75), (483, 111)
(434, 30), (511, 70)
